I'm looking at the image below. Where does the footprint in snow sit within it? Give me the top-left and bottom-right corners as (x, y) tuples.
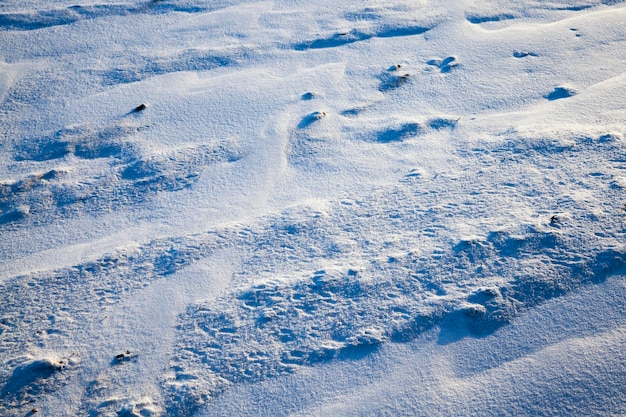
(378, 71), (411, 92)
(513, 50), (538, 58)
(427, 56), (459, 73)
(544, 85), (577, 101)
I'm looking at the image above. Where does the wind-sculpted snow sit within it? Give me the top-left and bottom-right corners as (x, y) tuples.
(0, 230), (231, 416)
(0, 2), (214, 31)
(164, 217), (624, 413)
(293, 25), (433, 51)
(2, 122), (623, 415)
(161, 130), (626, 413)
(14, 124), (139, 162)
(2, 0), (626, 415)
(1, 122), (242, 229)
(465, 0), (625, 27)
(89, 48), (240, 87)
(292, 4), (438, 51)
(1, 357), (78, 412)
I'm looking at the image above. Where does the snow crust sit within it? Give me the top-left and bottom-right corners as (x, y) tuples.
(0, 0), (625, 415)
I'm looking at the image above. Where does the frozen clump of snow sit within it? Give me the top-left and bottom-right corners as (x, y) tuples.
(0, 355), (77, 416)
(84, 394), (164, 417)
(117, 397), (163, 417)
(0, 205), (30, 225)
(297, 111), (327, 128)
(597, 132), (622, 143)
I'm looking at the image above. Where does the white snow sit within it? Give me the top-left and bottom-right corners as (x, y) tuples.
(0, 0), (625, 416)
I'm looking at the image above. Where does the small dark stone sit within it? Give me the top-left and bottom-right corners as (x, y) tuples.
(134, 104), (147, 112)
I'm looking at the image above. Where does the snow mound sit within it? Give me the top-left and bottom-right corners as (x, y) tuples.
(0, 355), (77, 416)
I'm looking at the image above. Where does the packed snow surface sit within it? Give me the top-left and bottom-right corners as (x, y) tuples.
(0, 0), (625, 415)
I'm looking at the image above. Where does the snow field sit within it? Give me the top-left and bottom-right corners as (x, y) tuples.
(0, 0), (625, 415)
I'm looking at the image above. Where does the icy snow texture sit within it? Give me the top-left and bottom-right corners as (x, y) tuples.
(0, 0), (625, 416)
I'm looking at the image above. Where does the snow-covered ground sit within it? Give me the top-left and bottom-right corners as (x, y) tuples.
(0, 0), (625, 415)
